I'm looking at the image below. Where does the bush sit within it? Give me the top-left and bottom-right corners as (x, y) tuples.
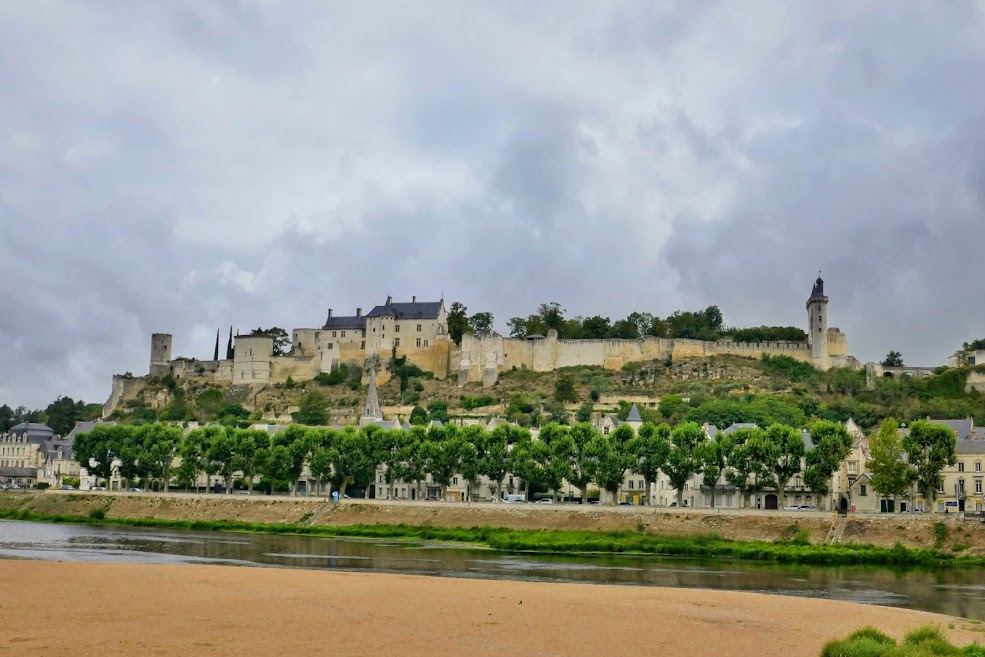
(36, 482), (50, 490)
(461, 395), (497, 410)
(821, 624), (980, 657)
(313, 364), (349, 386)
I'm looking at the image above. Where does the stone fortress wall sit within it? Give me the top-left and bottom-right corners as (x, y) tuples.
(458, 328), (853, 387)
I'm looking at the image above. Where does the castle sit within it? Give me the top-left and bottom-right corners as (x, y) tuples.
(104, 277), (857, 415)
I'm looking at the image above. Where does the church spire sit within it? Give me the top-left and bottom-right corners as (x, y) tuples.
(359, 364), (383, 425)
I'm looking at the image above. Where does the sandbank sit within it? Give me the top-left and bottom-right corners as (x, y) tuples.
(0, 560), (981, 656)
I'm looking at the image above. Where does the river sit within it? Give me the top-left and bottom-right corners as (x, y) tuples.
(3, 519), (985, 618)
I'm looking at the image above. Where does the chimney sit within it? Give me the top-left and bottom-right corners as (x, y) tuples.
(327, 308), (333, 319)
(386, 295), (393, 305)
(412, 295), (416, 304)
(356, 308), (362, 318)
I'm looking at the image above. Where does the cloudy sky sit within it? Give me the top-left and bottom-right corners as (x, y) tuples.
(2, 1), (985, 409)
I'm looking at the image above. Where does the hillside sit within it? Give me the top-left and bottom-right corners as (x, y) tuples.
(108, 354), (985, 431)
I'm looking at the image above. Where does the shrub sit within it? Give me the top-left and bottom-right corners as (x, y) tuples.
(461, 395), (497, 410)
(36, 482), (50, 490)
(88, 507), (106, 520)
(313, 364), (349, 386)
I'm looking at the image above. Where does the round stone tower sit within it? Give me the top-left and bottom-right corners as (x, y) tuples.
(806, 276), (828, 367)
(149, 333), (173, 377)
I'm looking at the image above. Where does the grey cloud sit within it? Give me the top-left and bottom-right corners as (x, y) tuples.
(1, 1), (983, 407)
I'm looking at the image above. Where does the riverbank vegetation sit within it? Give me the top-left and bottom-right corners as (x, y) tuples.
(1, 508), (980, 568)
(821, 625), (985, 656)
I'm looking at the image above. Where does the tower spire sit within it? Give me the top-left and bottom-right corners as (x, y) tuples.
(359, 363), (383, 425)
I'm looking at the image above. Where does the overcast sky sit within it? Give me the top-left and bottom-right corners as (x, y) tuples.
(2, 1), (985, 409)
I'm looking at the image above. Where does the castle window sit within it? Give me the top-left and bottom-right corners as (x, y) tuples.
(960, 462), (965, 473)
(416, 338), (421, 347)
(417, 324), (422, 332)
(424, 339), (429, 347)
(395, 338), (400, 347)
(341, 331), (346, 338)
(977, 462), (981, 472)
(396, 325), (400, 333)
(332, 331), (337, 338)
(978, 481), (983, 495)
(328, 343), (333, 350)
(859, 485), (867, 496)
(361, 341), (365, 349)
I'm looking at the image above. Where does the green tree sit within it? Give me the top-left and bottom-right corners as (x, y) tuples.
(409, 406), (428, 426)
(697, 431), (730, 509)
(802, 420), (853, 510)
(580, 316), (611, 339)
(142, 424), (182, 492)
(294, 390), (329, 426)
(0, 404), (14, 433)
(230, 428), (270, 494)
(426, 401), (449, 424)
(329, 428), (375, 499)
(447, 302), (470, 345)
(903, 420), (957, 514)
(723, 428), (770, 508)
(250, 327), (290, 356)
(553, 375), (577, 403)
(468, 311), (494, 335)
(664, 422), (706, 507)
(72, 425), (120, 488)
(762, 424), (805, 507)
(868, 418), (915, 505)
(575, 403), (594, 423)
(627, 422), (671, 505)
(507, 317), (528, 339)
(882, 350), (904, 367)
(586, 432), (628, 505)
(658, 394), (687, 421)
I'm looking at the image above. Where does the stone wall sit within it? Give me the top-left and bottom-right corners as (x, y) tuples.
(459, 331), (819, 387)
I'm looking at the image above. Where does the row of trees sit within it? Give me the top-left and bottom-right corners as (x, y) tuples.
(501, 302), (806, 343)
(68, 418), (960, 510)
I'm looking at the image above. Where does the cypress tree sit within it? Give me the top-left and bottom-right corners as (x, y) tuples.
(213, 328), (220, 361)
(226, 326), (234, 360)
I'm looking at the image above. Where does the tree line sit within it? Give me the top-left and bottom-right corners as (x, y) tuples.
(70, 417), (954, 511)
(1, 397), (103, 436)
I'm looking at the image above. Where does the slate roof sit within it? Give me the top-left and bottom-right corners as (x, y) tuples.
(928, 418), (975, 440)
(808, 276), (826, 300)
(366, 301), (442, 320)
(322, 315), (367, 331)
(41, 439), (75, 461)
(957, 439), (985, 455)
(723, 423), (758, 435)
(626, 404), (643, 423)
(65, 421), (115, 441)
(0, 466), (38, 477)
(6, 423), (55, 442)
(702, 424), (719, 440)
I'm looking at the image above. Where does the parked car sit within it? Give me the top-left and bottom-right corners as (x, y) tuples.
(129, 487), (142, 492)
(535, 498), (554, 504)
(798, 505), (816, 511)
(425, 495), (440, 501)
(618, 501), (634, 506)
(60, 485), (76, 490)
(783, 505), (801, 511)
(588, 500), (602, 505)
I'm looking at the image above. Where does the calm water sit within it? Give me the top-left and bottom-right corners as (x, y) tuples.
(3, 519), (985, 618)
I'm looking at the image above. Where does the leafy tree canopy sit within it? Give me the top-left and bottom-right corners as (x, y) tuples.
(250, 327), (290, 356)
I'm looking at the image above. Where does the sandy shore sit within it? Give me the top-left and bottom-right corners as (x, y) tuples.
(0, 560), (981, 656)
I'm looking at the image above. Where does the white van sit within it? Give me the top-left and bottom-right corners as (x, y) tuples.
(502, 494), (526, 504)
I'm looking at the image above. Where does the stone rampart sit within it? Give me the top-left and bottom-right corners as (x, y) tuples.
(460, 332), (817, 387)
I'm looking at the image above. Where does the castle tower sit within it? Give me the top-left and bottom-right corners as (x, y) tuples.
(149, 333), (173, 377)
(806, 275), (828, 368)
(359, 365), (383, 425)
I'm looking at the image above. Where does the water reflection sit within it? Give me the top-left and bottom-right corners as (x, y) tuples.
(2, 520), (984, 619)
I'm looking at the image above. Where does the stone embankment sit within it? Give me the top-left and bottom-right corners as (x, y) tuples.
(3, 490), (984, 553)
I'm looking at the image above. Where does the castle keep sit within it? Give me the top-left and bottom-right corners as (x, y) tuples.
(104, 278), (857, 415)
